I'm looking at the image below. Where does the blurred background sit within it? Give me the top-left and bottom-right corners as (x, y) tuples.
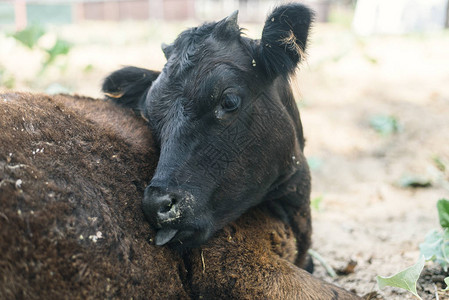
(1, 0), (449, 298)
(0, 0), (447, 96)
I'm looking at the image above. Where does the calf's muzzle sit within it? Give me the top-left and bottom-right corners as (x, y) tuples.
(143, 185), (192, 246)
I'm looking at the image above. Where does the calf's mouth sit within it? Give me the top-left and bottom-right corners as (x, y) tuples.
(143, 186), (212, 247)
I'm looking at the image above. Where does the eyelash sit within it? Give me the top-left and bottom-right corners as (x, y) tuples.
(221, 94), (241, 112)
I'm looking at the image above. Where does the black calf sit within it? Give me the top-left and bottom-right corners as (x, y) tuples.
(103, 4), (313, 252)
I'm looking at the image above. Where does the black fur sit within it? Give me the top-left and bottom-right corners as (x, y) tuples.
(103, 4), (313, 252)
(102, 66), (159, 114)
(257, 4), (313, 78)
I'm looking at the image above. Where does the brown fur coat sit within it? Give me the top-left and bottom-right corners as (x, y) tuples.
(0, 92), (360, 299)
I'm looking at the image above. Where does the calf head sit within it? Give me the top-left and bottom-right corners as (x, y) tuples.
(103, 4), (313, 248)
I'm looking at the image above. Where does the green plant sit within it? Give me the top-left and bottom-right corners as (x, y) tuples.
(0, 68), (16, 89)
(83, 64), (94, 73)
(41, 38), (72, 74)
(420, 199), (449, 270)
(369, 115), (400, 136)
(12, 25), (45, 49)
(432, 155), (447, 172)
(311, 196), (323, 211)
(11, 25), (72, 74)
(377, 256), (425, 299)
(377, 199), (449, 299)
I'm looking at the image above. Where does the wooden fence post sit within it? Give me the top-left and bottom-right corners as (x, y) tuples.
(15, 0), (27, 30)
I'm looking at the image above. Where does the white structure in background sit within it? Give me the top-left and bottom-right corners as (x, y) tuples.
(353, 0), (449, 35)
(195, 0), (331, 23)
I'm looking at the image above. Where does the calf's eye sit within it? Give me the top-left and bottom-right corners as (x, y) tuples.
(221, 94), (241, 112)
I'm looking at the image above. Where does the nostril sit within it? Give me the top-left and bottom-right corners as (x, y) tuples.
(157, 194), (178, 216)
(143, 185), (187, 224)
(159, 197), (175, 214)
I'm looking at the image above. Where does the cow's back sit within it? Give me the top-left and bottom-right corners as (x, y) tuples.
(0, 92), (188, 299)
(0, 92), (361, 299)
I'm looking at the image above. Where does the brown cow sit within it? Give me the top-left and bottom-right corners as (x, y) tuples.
(0, 92), (361, 299)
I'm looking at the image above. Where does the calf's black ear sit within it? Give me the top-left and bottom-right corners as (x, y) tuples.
(102, 66), (160, 114)
(257, 4), (313, 79)
(161, 43), (174, 60)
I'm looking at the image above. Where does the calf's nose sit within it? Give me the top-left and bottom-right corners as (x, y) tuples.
(143, 186), (182, 224)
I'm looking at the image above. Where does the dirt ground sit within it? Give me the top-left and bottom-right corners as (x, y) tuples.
(301, 24), (449, 299)
(1, 19), (449, 299)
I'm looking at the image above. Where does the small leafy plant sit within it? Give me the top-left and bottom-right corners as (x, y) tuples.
(377, 256), (425, 299)
(377, 198), (449, 299)
(369, 115), (400, 136)
(12, 25), (45, 49)
(0, 67), (16, 89)
(311, 196), (323, 211)
(41, 38), (72, 73)
(11, 25), (72, 74)
(420, 199), (449, 271)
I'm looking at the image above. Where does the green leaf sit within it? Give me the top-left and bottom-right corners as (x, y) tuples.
(11, 25), (45, 49)
(419, 229), (449, 271)
(83, 64), (94, 73)
(376, 256), (425, 300)
(40, 38), (72, 74)
(437, 199), (449, 229)
(311, 196), (323, 211)
(432, 156), (446, 172)
(419, 229), (442, 261)
(369, 115), (400, 136)
(45, 39), (71, 65)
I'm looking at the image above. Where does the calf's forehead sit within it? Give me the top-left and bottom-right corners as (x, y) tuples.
(158, 40), (255, 96)
(147, 27), (261, 120)
(169, 38), (250, 75)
